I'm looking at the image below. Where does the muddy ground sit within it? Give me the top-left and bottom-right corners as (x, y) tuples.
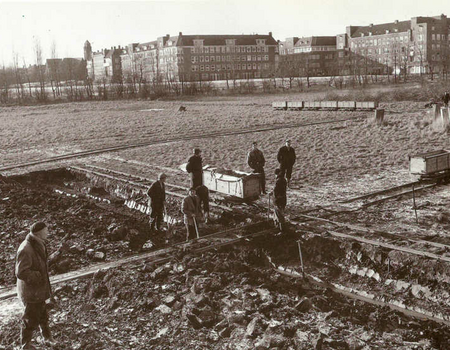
(2, 90), (450, 348)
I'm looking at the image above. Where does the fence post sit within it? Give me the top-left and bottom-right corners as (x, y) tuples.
(432, 103), (441, 120)
(374, 108), (385, 125)
(440, 107), (449, 127)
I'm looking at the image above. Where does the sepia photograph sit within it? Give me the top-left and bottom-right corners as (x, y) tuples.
(1, 0), (450, 348)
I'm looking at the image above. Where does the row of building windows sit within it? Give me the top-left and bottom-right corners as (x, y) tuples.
(292, 46), (335, 53)
(190, 46), (270, 54)
(431, 34), (450, 41)
(191, 63), (270, 72)
(190, 72), (264, 80)
(351, 35), (411, 48)
(191, 55), (269, 63)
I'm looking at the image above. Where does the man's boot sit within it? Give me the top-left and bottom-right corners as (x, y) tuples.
(21, 328), (35, 350)
(41, 325), (56, 346)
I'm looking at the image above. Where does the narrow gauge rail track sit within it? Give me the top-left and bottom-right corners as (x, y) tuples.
(338, 181), (436, 208)
(0, 221), (277, 301)
(267, 259), (450, 327)
(0, 115), (362, 173)
(69, 164), (232, 212)
(296, 214), (450, 263)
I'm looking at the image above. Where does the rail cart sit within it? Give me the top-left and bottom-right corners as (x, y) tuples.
(180, 164), (261, 200)
(409, 149), (450, 182)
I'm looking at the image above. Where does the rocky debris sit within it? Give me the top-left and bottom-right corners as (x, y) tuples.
(3, 242), (450, 349)
(86, 249), (106, 261)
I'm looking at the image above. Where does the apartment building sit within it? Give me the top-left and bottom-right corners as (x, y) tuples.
(87, 46), (123, 82)
(345, 14), (450, 75)
(120, 32), (279, 83)
(278, 36), (342, 76)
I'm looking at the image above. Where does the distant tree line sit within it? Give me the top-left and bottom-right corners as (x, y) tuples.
(1, 38), (449, 105)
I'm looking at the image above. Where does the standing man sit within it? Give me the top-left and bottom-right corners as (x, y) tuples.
(195, 184), (210, 223)
(247, 141), (266, 194)
(277, 139), (296, 188)
(186, 148), (203, 188)
(147, 173), (167, 232)
(272, 169), (287, 231)
(182, 188), (202, 241)
(15, 222), (55, 349)
(443, 91), (450, 107)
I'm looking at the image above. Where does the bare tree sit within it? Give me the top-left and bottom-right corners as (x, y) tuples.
(12, 49), (24, 102)
(48, 40), (62, 98)
(34, 37), (47, 101)
(0, 63), (11, 104)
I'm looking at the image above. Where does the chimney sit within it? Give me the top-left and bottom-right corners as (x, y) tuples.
(394, 20), (399, 24)
(369, 23), (373, 27)
(269, 31), (272, 36)
(114, 46), (116, 50)
(179, 32), (182, 36)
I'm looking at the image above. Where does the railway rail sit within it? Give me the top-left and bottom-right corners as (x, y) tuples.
(0, 221), (277, 301)
(338, 181), (436, 208)
(296, 214), (450, 263)
(0, 115), (363, 173)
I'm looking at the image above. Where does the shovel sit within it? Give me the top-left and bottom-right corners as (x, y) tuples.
(193, 216), (200, 239)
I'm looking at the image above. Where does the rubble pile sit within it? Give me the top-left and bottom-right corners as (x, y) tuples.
(0, 170), (154, 287)
(3, 242), (450, 349)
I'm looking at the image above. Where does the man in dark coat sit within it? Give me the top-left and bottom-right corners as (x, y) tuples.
(147, 173), (167, 231)
(247, 141), (266, 194)
(195, 184), (210, 222)
(277, 139), (296, 187)
(182, 188), (203, 241)
(272, 169), (287, 231)
(15, 222), (55, 349)
(443, 91), (450, 107)
(186, 148), (203, 188)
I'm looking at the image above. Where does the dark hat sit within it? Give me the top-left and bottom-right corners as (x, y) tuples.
(274, 168), (281, 175)
(31, 222), (47, 234)
(189, 187), (196, 192)
(158, 173), (167, 180)
(194, 148), (201, 155)
(252, 141), (258, 145)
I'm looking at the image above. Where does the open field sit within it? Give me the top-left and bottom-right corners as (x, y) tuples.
(3, 89), (450, 348)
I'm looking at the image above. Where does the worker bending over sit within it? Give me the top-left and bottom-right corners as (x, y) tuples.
(182, 188), (203, 241)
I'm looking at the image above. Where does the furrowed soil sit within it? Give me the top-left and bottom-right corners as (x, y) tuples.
(2, 90), (450, 349)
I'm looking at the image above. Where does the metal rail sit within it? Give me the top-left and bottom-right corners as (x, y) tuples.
(0, 222), (275, 301)
(0, 116), (361, 173)
(296, 214), (450, 258)
(339, 181), (421, 203)
(69, 165), (232, 211)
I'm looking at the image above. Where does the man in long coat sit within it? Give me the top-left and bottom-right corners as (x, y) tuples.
(182, 188), (203, 241)
(277, 139), (296, 187)
(247, 141), (266, 194)
(272, 169), (287, 231)
(147, 173), (167, 231)
(15, 222), (55, 349)
(186, 148), (203, 188)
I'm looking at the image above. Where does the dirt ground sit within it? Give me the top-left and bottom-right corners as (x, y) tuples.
(2, 90), (450, 349)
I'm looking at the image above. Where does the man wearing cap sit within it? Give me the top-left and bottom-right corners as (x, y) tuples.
(15, 222), (55, 349)
(182, 188), (203, 241)
(186, 148), (203, 188)
(147, 173), (167, 232)
(277, 139), (296, 188)
(443, 91), (450, 107)
(247, 141), (266, 194)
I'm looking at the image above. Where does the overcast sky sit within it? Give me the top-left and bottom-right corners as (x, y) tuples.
(0, 0), (448, 66)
